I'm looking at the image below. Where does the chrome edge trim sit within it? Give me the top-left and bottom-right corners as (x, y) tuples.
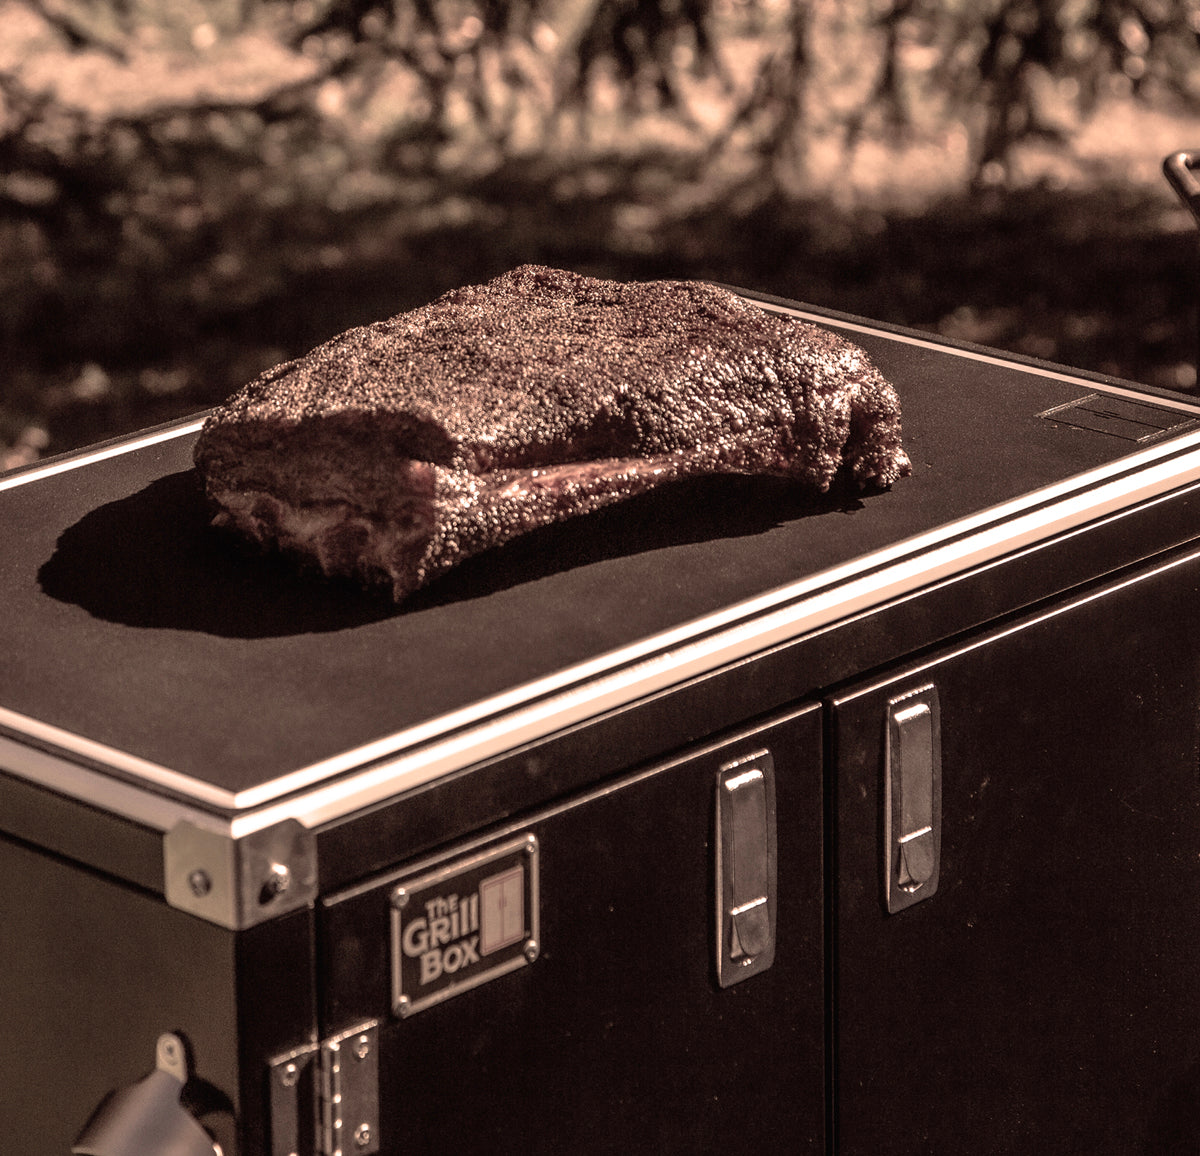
(770, 302), (1200, 413)
(0, 732), (231, 834)
(0, 418), (206, 492)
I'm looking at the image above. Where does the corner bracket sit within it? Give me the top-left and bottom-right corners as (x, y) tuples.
(164, 819), (317, 929)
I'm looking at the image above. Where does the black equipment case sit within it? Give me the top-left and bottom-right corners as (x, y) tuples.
(6, 292), (1200, 1155)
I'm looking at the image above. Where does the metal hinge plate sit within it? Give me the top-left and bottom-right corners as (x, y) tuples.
(320, 1021), (380, 1156)
(269, 1021), (379, 1156)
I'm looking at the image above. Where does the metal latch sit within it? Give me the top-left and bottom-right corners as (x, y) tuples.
(269, 1021), (379, 1156)
(715, 749), (777, 987)
(884, 685), (942, 913)
(73, 1032), (222, 1156)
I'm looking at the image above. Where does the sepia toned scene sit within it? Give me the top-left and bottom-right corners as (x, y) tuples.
(2, 0), (1200, 470)
(11, 7), (1200, 1156)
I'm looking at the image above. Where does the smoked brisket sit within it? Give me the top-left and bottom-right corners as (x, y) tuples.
(193, 265), (911, 601)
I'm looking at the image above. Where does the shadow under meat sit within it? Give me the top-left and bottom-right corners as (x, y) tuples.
(37, 468), (862, 638)
(37, 470), (399, 637)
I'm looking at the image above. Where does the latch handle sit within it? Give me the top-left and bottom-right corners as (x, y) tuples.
(73, 1033), (221, 1156)
(715, 751), (777, 987)
(1164, 151), (1200, 226)
(885, 686), (942, 913)
(1163, 152), (1200, 379)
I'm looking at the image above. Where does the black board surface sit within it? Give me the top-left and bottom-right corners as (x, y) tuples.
(1, 305), (1193, 797)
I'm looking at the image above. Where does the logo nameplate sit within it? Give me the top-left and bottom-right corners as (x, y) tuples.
(390, 834), (540, 1017)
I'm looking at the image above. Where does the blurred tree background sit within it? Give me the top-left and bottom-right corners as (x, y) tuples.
(3, 0), (1200, 469)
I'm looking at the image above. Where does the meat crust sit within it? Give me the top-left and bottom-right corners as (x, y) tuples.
(193, 265), (911, 601)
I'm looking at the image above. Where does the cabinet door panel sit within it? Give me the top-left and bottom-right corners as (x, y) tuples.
(321, 704), (825, 1155)
(832, 547), (1200, 1154)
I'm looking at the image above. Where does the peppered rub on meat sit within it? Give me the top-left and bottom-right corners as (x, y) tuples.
(193, 265), (911, 601)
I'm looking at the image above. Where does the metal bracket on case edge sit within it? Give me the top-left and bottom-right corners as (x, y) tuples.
(163, 818), (317, 929)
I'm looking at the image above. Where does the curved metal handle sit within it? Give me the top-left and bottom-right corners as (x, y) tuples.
(1164, 151), (1200, 226)
(72, 1033), (221, 1156)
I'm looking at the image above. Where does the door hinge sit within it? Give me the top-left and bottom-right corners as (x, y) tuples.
(269, 1021), (379, 1156)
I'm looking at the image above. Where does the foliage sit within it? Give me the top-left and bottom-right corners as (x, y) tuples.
(2, 0), (1200, 465)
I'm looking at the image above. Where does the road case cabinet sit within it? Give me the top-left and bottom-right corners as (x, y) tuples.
(6, 295), (1200, 1154)
(1, 704), (824, 1156)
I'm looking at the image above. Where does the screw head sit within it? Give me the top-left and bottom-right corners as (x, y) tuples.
(353, 1034), (370, 1061)
(353, 1122), (372, 1149)
(259, 862), (291, 905)
(280, 1062), (299, 1088)
(188, 869), (212, 898)
(523, 939), (540, 963)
